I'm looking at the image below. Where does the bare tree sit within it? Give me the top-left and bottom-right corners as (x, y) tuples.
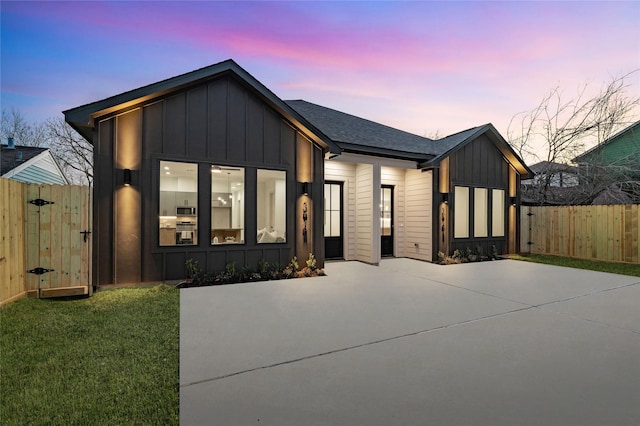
(508, 71), (640, 205)
(1, 108), (93, 186)
(45, 117), (93, 186)
(1, 108), (48, 147)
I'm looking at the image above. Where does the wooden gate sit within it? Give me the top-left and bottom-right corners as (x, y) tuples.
(24, 184), (92, 298)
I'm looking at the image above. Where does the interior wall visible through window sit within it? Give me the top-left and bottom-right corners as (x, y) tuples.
(211, 166), (245, 244)
(454, 186), (469, 238)
(159, 161), (198, 246)
(257, 169), (286, 244)
(492, 189), (505, 237)
(474, 188), (488, 237)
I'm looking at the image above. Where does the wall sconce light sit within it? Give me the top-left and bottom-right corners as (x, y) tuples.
(441, 193), (449, 204)
(124, 169), (132, 186)
(211, 165), (222, 174)
(510, 196), (517, 206)
(301, 182), (310, 196)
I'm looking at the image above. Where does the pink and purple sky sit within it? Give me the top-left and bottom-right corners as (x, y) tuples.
(1, 1), (639, 162)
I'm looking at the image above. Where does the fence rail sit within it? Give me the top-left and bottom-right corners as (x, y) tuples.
(521, 204), (639, 264)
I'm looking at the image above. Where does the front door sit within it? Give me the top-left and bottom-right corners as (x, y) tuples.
(324, 181), (343, 259)
(381, 185), (394, 257)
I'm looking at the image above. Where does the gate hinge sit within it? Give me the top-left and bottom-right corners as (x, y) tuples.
(29, 198), (55, 207)
(80, 230), (92, 242)
(27, 267), (54, 275)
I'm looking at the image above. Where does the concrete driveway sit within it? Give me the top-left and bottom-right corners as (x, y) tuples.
(180, 259), (640, 425)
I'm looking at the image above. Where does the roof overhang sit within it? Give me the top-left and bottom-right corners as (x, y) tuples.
(337, 142), (433, 163)
(63, 59), (341, 156)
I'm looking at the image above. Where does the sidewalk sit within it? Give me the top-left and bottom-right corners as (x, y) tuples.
(180, 259), (640, 425)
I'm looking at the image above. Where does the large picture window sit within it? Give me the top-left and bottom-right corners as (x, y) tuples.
(211, 166), (244, 244)
(492, 189), (505, 237)
(454, 186), (469, 238)
(474, 188), (488, 237)
(159, 161), (198, 246)
(256, 169), (286, 243)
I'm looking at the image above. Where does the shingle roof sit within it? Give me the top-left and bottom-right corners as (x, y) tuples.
(286, 100), (533, 178)
(1, 144), (47, 175)
(285, 100), (438, 160)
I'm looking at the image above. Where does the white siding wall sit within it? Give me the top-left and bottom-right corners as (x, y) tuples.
(324, 161), (357, 260)
(381, 166), (406, 258)
(355, 163), (375, 263)
(404, 169), (432, 261)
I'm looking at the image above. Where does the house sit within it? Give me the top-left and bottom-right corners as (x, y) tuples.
(1, 140), (68, 185)
(520, 161), (581, 206)
(64, 59), (532, 287)
(287, 101), (532, 264)
(573, 120), (640, 204)
(522, 161), (579, 188)
(573, 120), (640, 167)
(64, 60), (340, 286)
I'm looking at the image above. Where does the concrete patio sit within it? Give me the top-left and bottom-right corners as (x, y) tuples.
(180, 259), (640, 425)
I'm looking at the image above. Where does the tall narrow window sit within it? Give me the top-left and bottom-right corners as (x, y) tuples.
(454, 186), (469, 238)
(474, 188), (488, 237)
(211, 166), (244, 244)
(492, 189), (505, 237)
(324, 183), (341, 237)
(159, 161), (198, 246)
(257, 169), (286, 243)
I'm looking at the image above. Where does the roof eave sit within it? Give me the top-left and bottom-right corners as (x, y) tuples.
(63, 60), (341, 155)
(338, 142), (433, 163)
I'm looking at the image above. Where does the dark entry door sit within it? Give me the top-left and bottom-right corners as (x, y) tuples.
(381, 185), (394, 257)
(324, 182), (343, 259)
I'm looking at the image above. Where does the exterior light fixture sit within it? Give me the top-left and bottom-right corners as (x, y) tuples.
(510, 197), (517, 206)
(124, 169), (132, 186)
(301, 182), (310, 196)
(211, 165), (222, 173)
(441, 193), (449, 204)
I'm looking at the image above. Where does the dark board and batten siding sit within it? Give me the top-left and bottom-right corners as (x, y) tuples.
(448, 134), (511, 255)
(95, 74), (316, 285)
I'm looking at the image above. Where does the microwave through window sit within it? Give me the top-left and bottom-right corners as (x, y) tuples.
(177, 207), (196, 216)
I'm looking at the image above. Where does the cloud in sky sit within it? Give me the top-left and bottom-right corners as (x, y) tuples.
(1, 1), (638, 160)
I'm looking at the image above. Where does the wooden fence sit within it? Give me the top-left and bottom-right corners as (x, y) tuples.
(1, 178), (92, 306)
(521, 204), (639, 264)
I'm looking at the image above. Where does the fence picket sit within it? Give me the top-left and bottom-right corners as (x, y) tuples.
(522, 204), (639, 264)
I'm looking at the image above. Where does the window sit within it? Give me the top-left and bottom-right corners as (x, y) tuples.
(474, 188), (488, 237)
(324, 183), (341, 237)
(159, 161), (198, 246)
(256, 169), (286, 243)
(211, 166), (244, 244)
(492, 189), (505, 237)
(454, 186), (469, 238)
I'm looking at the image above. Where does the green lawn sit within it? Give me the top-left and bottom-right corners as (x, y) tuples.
(509, 253), (640, 277)
(0, 285), (179, 425)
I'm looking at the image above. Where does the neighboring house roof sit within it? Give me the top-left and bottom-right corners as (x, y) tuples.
(528, 161), (578, 175)
(287, 100), (533, 178)
(573, 120), (640, 164)
(1, 145), (69, 185)
(64, 59), (341, 156)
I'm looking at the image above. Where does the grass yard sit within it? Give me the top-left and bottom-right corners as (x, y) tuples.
(510, 253), (640, 277)
(0, 285), (179, 425)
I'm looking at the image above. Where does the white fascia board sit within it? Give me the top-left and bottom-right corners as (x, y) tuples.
(328, 152), (418, 169)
